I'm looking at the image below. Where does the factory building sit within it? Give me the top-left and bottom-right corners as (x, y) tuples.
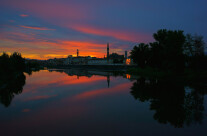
(46, 43), (133, 65)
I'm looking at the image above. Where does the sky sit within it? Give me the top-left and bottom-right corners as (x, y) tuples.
(0, 0), (207, 60)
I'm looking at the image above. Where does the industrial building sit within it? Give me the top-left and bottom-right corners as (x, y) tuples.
(46, 43), (132, 66)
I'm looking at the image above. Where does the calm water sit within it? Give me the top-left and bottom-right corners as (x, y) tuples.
(0, 69), (207, 136)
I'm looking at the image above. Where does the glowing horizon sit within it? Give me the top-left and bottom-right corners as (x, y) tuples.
(0, 0), (206, 59)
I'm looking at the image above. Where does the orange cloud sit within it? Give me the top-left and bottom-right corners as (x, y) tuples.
(20, 25), (55, 31)
(0, 27), (129, 60)
(0, 30), (108, 59)
(20, 14), (28, 17)
(60, 41), (107, 57)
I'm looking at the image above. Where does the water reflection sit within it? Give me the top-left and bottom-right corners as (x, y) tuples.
(130, 77), (206, 128)
(48, 69), (124, 88)
(0, 72), (26, 107)
(0, 69), (207, 134)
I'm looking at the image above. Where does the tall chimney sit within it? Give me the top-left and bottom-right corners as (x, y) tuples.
(107, 43), (109, 62)
(125, 51), (127, 59)
(77, 49), (79, 57)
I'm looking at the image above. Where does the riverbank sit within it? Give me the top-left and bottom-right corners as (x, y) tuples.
(46, 64), (137, 71)
(127, 67), (207, 85)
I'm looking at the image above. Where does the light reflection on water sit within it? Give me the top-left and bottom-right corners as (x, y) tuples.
(0, 69), (207, 136)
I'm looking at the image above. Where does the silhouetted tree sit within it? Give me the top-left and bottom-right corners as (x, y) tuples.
(0, 52), (10, 72)
(130, 43), (150, 68)
(153, 29), (186, 72)
(130, 29), (186, 72)
(184, 34), (206, 70)
(10, 52), (25, 72)
(0, 52), (25, 73)
(148, 42), (163, 68)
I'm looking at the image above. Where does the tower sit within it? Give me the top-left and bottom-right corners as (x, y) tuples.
(107, 43), (109, 63)
(125, 51), (128, 59)
(77, 49), (79, 57)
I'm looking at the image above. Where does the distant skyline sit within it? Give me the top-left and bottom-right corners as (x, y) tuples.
(0, 0), (207, 60)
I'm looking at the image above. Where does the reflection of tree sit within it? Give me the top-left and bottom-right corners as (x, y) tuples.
(130, 77), (205, 128)
(0, 72), (26, 107)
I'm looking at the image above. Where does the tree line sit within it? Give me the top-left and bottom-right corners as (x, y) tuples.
(130, 29), (206, 73)
(0, 52), (41, 107)
(0, 52), (41, 75)
(0, 52), (25, 73)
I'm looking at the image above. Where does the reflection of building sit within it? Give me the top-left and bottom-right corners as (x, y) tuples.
(107, 75), (110, 88)
(126, 74), (131, 79)
(49, 69), (141, 88)
(60, 69), (93, 77)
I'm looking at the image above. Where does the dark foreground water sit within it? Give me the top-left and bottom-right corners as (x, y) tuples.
(0, 69), (207, 136)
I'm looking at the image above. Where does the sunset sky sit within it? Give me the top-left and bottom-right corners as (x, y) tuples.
(0, 0), (206, 60)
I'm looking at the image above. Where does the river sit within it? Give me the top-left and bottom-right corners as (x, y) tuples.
(0, 69), (206, 136)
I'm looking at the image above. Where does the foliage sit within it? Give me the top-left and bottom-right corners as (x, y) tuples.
(0, 52), (25, 73)
(130, 43), (150, 68)
(130, 29), (206, 73)
(153, 29), (186, 72)
(184, 34), (206, 70)
(184, 34), (205, 56)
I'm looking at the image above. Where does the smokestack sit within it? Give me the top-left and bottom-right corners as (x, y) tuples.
(125, 51), (127, 59)
(77, 49), (79, 57)
(107, 43), (109, 62)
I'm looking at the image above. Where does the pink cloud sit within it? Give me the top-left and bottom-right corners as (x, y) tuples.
(20, 14), (28, 17)
(70, 24), (152, 42)
(7, 1), (91, 20)
(0, 30), (109, 59)
(3, 0), (152, 43)
(20, 25), (55, 31)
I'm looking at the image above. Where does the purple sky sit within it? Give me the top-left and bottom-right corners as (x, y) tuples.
(0, 0), (206, 59)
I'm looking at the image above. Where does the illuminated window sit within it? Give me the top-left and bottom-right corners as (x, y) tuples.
(126, 59), (131, 65)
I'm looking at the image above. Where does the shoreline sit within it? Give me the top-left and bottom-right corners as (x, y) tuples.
(46, 64), (137, 71)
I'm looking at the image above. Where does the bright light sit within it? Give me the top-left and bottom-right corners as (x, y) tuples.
(126, 74), (131, 79)
(126, 59), (131, 65)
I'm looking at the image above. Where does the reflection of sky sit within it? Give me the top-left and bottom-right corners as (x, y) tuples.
(0, 0), (207, 59)
(0, 70), (207, 135)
